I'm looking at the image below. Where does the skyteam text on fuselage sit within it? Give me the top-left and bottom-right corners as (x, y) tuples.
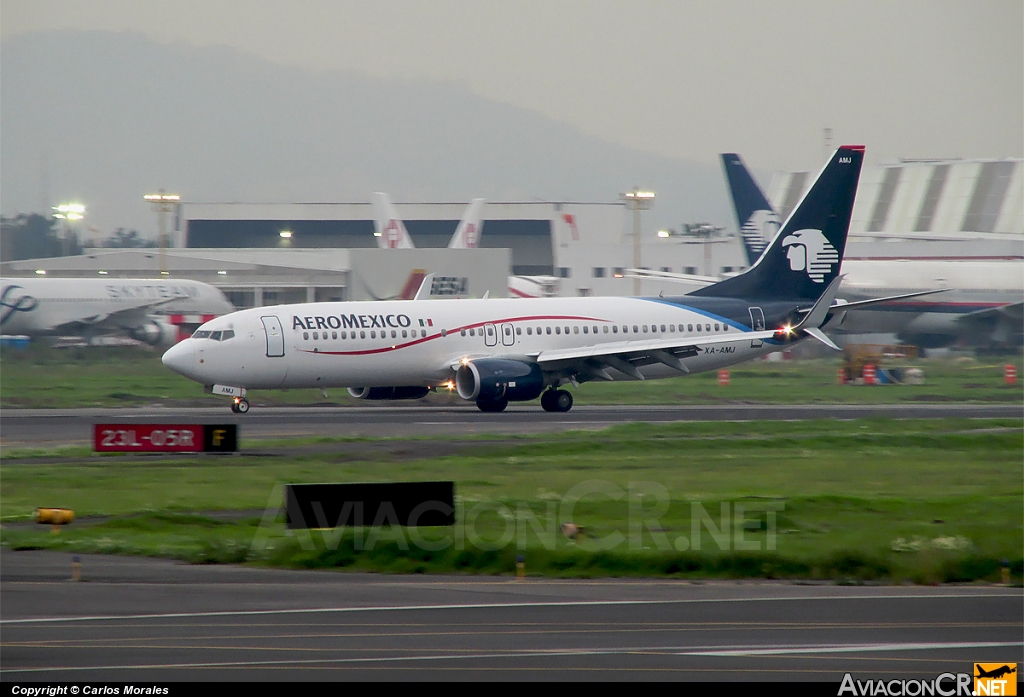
(163, 146), (869, 414)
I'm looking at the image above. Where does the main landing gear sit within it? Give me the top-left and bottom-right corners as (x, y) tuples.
(230, 397), (250, 414)
(541, 388), (573, 413)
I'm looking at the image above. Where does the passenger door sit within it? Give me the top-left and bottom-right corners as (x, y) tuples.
(748, 307), (765, 348)
(500, 323), (515, 347)
(261, 316), (285, 357)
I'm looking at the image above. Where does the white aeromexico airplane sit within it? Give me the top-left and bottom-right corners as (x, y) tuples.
(1, 277), (234, 345)
(371, 193), (557, 298)
(164, 147), (935, 414)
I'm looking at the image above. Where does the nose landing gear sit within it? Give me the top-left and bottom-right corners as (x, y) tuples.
(231, 397), (250, 414)
(540, 388), (573, 413)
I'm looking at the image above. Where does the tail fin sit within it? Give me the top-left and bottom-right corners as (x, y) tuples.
(371, 192), (416, 249)
(694, 146), (864, 301)
(721, 153), (781, 265)
(447, 198), (486, 249)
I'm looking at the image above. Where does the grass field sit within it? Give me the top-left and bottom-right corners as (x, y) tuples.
(2, 419), (1021, 583)
(1, 344), (1021, 408)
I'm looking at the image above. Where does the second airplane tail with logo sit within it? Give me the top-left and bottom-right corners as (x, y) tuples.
(695, 145), (865, 303)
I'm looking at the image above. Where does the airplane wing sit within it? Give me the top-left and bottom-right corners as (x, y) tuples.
(954, 300), (1023, 323)
(47, 296), (181, 334)
(622, 268), (718, 287)
(530, 330), (778, 381)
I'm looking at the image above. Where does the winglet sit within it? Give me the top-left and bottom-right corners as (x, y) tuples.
(413, 273), (435, 301)
(796, 275), (845, 330)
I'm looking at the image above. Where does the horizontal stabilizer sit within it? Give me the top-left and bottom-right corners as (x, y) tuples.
(804, 327), (841, 351)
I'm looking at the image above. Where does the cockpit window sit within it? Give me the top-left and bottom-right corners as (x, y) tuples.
(220, 330), (234, 340)
(209, 331), (223, 341)
(193, 330), (211, 339)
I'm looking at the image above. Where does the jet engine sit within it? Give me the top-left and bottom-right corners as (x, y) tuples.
(130, 320), (178, 347)
(455, 359), (545, 402)
(347, 386), (430, 400)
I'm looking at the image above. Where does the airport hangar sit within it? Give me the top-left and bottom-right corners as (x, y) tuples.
(3, 200), (753, 308)
(4, 157), (1021, 312)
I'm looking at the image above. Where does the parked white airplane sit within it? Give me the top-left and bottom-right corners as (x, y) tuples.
(371, 193), (558, 298)
(722, 153), (1024, 348)
(0, 277), (234, 346)
(164, 147), (940, 413)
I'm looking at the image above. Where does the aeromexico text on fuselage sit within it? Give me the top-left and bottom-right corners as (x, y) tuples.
(293, 313), (416, 331)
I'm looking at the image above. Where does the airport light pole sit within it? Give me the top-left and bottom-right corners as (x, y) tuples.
(621, 188), (655, 296)
(52, 203), (85, 256)
(144, 191), (180, 276)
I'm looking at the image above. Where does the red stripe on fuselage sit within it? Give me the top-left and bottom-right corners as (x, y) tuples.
(302, 313), (612, 357)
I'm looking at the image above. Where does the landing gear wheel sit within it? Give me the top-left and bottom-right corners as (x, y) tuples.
(476, 397), (508, 413)
(541, 389), (558, 412)
(553, 389), (573, 413)
(233, 398), (250, 414)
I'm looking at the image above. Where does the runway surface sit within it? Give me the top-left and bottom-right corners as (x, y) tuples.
(3, 403), (1021, 446)
(1, 550), (1020, 681)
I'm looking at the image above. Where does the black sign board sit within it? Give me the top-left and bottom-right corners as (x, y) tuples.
(285, 481), (455, 529)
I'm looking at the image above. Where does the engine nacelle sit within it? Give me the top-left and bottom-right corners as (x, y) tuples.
(347, 386), (430, 400)
(456, 359), (544, 402)
(130, 320), (178, 347)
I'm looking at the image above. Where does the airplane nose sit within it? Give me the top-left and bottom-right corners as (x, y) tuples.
(161, 340), (194, 376)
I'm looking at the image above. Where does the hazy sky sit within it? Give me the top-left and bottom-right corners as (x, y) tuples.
(3, 0), (1021, 172)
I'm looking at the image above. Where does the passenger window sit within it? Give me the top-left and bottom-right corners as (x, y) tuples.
(370, 331), (376, 339)
(421, 329), (426, 338)
(331, 331), (337, 339)
(723, 325), (728, 332)
(612, 326), (618, 333)
(574, 326), (580, 334)
(546, 327), (551, 335)
(564, 326), (569, 334)
(660, 325), (666, 332)
(582, 326), (588, 334)
(360, 331), (366, 339)
(487, 327), (494, 336)
(715, 324), (720, 331)
(706, 324), (711, 331)
(469, 328), (475, 336)
(516, 327), (522, 335)
(390, 330), (396, 338)
(622, 326), (628, 333)
(696, 325), (702, 332)
(555, 327), (561, 335)
(593, 326), (598, 334)
(688, 324), (693, 332)
(633, 325), (639, 333)
(341, 331), (347, 339)
(527, 327), (533, 335)
(303, 332), (309, 340)
(441, 329), (447, 337)
(460, 329), (466, 337)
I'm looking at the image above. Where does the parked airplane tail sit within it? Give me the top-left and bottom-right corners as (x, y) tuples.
(371, 192), (416, 249)
(448, 198), (486, 249)
(694, 145), (864, 302)
(721, 153), (781, 264)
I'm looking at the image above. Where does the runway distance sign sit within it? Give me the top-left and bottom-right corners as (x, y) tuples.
(94, 424), (237, 452)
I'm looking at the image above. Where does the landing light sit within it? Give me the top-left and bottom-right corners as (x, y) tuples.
(460, 357), (469, 365)
(279, 230), (292, 239)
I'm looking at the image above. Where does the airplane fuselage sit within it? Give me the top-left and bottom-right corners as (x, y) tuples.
(164, 295), (800, 391)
